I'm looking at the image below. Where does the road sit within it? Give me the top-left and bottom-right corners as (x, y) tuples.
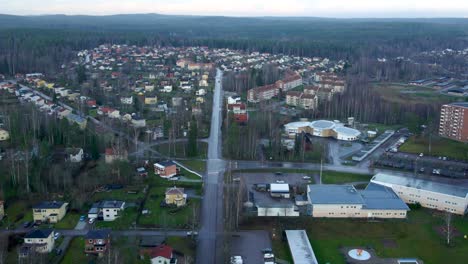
(0, 228), (188, 237)
(197, 69), (226, 264)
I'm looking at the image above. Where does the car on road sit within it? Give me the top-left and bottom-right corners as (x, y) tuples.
(55, 248), (62, 255)
(88, 218), (96, 224)
(275, 180), (285, 183)
(187, 231), (199, 236)
(168, 177), (180, 181)
(230, 256), (243, 264)
(261, 248), (273, 253)
(79, 215), (86, 222)
(419, 153), (424, 157)
(302, 176), (311, 180)
(274, 172), (283, 176)
(54, 232), (60, 240)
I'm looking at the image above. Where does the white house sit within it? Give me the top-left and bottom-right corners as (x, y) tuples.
(162, 85), (173, 93)
(22, 229), (55, 254)
(67, 148), (84, 163)
(196, 88), (207, 96)
(88, 200), (125, 221)
(120, 96), (133, 105)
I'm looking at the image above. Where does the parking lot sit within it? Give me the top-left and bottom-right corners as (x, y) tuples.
(234, 172), (314, 188)
(230, 230), (272, 264)
(375, 152), (468, 178)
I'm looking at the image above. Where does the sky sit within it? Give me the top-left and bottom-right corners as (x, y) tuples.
(0, 0), (467, 18)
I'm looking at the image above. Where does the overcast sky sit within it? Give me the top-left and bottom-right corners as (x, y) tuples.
(1, 0), (467, 17)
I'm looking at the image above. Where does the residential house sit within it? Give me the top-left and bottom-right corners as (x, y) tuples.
(57, 108), (71, 119)
(104, 147), (128, 164)
(132, 116), (146, 128)
(32, 201), (68, 223)
(145, 85), (155, 92)
(0, 129), (10, 141)
(165, 187), (187, 207)
(121, 96), (134, 105)
(66, 148), (84, 163)
(196, 88), (206, 96)
(162, 85), (173, 93)
(154, 161), (178, 178)
(247, 84), (278, 103)
(21, 229), (55, 255)
(227, 95), (241, 105)
(85, 229), (111, 256)
(88, 200), (126, 221)
(108, 109), (121, 119)
(145, 96), (158, 105)
(66, 113), (87, 129)
(146, 245), (176, 264)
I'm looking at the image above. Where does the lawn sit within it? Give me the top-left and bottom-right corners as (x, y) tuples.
(1, 200), (33, 228)
(166, 236), (197, 259)
(372, 82), (454, 104)
(91, 186), (146, 203)
(243, 209), (468, 264)
(138, 187), (200, 229)
(399, 135), (468, 161)
(178, 159), (207, 174)
(321, 171), (372, 184)
(153, 141), (208, 159)
(95, 207), (139, 230)
(54, 212), (80, 229)
(61, 237), (88, 264)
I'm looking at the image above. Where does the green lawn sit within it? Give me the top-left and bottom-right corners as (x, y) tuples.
(154, 141), (208, 159)
(61, 237), (88, 264)
(54, 212), (80, 229)
(138, 187), (200, 228)
(178, 159), (207, 174)
(95, 207), (139, 230)
(399, 135), (468, 161)
(245, 209), (468, 264)
(321, 171), (372, 184)
(1, 200), (33, 228)
(167, 236), (197, 260)
(91, 186), (146, 203)
(372, 82), (454, 104)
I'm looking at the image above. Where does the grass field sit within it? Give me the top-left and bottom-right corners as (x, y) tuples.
(179, 159), (207, 174)
(1, 200), (33, 228)
(244, 209), (468, 264)
(321, 171), (372, 184)
(54, 212), (80, 229)
(399, 135), (468, 161)
(154, 141), (208, 159)
(166, 236), (197, 259)
(91, 186), (146, 203)
(372, 82), (453, 104)
(95, 207), (139, 230)
(61, 237), (88, 264)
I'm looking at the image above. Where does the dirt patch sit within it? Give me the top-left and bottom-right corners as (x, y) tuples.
(433, 225), (462, 240)
(381, 239), (397, 248)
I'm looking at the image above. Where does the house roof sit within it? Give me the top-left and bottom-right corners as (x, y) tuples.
(308, 185), (364, 205)
(166, 187), (184, 195)
(371, 173), (468, 198)
(361, 183), (410, 210)
(85, 229), (110, 240)
(33, 201), (66, 209)
(155, 160), (176, 167)
(100, 200), (125, 209)
(25, 229), (53, 239)
(149, 245), (173, 259)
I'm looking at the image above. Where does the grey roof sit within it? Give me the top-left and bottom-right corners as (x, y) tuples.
(253, 192), (295, 208)
(308, 185), (364, 204)
(156, 160), (176, 167)
(25, 229), (53, 239)
(285, 230), (318, 264)
(33, 201), (66, 209)
(86, 229), (110, 239)
(449, 102), (468, 108)
(371, 173), (468, 198)
(100, 200), (125, 209)
(361, 183), (410, 210)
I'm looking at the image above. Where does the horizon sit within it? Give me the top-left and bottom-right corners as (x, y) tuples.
(1, 0), (467, 18)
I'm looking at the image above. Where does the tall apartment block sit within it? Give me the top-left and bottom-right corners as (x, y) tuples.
(439, 102), (468, 142)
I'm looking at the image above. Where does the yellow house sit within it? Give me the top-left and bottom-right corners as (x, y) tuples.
(145, 96), (158, 105)
(45, 83), (55, 89)
(0, 129), (10, 141)
(32, 201), (68, 223)
(0, 200), (4, 220)
(165, 187), (187, 207)
(23, 229), (55, 254)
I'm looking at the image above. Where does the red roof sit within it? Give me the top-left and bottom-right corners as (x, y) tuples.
(227, 103), (246, 110)
(234, 113), (248, 123)
(149, 245), (173, 259)
(105, 148), (114, 155)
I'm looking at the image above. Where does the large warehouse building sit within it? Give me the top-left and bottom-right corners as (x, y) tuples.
(307, 184), (410, 219)
(284, 119), (361, 141)
(371, 173), (468, 215)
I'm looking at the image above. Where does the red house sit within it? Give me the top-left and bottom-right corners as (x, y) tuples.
(85, 229), (111, 256)
(154, 161), (178, 178)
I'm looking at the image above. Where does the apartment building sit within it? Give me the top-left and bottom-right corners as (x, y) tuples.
(286, 91), (318, 110)
(32, 201), (68, 223)
(439, 102), (468, 142)
(247, 84), (279, 102)
(371, 173), (468, 215)
(276, 73), (303, 91)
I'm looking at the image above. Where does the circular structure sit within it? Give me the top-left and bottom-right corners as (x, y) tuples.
(348, 249), (371, 261)
(284, 119), (361, 141)
(311, 120), (335, 129)
(334, 126), (361, 141)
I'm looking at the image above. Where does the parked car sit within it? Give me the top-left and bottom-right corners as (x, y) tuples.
(302, 176), (311, 180)
(54, 232), (60, 240)
(55, 248), (62, 255)
(79, 215), (86, 222)
(276, 180), (285, 184)
(274, 172), (282, 176)
(168, 177), (180, 181)
(22, 221), (33, 228)
(88, 218), (95, 224)
(419, 153), (424, 157)
(187, 231), (198, 236)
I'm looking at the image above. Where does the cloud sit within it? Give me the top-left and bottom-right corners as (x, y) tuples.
(0, 0), (467, 17)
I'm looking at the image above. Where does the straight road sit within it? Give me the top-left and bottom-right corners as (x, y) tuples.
(197, 69), (226, 264)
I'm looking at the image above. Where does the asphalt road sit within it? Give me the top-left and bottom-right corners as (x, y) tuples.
(197, 69), (226, 264)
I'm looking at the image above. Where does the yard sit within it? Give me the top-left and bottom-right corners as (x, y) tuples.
(321, 171), (372, 184)
(399, 135), (468, 161)
(372, 82), (454, 104)
(178, 159), (207, 174)
(138, 186), (200, 228)
(244, 209), (468, 264)
(1, 200), (33, 228)
(95, 207), (139, 230)
(61, 237), (88, 264)
(54, 212), (80, 229)
(153, 141), (208, 159)
(91, 186), (146, 203)
(166, 236), (197, 260)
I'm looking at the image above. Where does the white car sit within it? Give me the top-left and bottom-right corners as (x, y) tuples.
(302, 176), (311, 180)
(88, 218), (95, 224)
(276, 180), (285, 183)
(54, 232), (60, 240)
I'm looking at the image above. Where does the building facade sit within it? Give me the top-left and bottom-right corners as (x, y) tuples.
(439, 102), (468, 142)
(32, 201), (68, 223)
(23, 229), (55, 254)
(85, 229), (111, 256)
(371, 173), (468, 215)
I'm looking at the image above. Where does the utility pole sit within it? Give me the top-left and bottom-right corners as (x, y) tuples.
(319, 158), (323, 185)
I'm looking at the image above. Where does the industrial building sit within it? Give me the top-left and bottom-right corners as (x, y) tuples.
(439, 102), (468, 142)
(371, 173), (468, 215)
(307, 184), (409, 218)
(284, 119), (361, 141)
